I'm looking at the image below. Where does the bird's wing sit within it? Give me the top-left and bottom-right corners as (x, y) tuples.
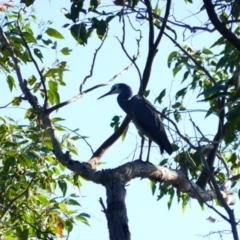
(131, 96), (172, 155)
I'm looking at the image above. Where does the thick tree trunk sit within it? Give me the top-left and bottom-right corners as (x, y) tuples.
(104, 174), (130, 240)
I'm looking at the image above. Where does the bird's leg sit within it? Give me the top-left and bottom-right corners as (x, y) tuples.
(146, 139), (152, 162)
(139, 135), (144, 160)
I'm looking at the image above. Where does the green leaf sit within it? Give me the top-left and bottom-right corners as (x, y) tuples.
(202, 48), (213, 55)
(20, 0), (35, 7)
(182, 71), (189, 82)
(16, 228), (29, 240)
(167, 188), (174, 210)
(171, 144), (179, 152)
(144, 89), (150, 97)
(12, 97), (22, 106)
(110, 115), (120, 131)
(132, 0), (139, 7)
(70, 23), (87, 45)
(46, 28), (64, 39)
(33, 82), (41, 93)
(197, 84), (225, 98)
(154, 89), (166, 104)
(42, 38), (52, 45)
(71, 2), (84, 22)
(7, 75), (16, 91)
(61, 47), (72, 55)
(197, 92), (230, 102)
(150, 180), (156, 195)
(198, 200), (205, 211)
(48, 80), (58, 92)
(173, 65), (182, 77)
(167, 51), (178, 68)
(89, 0), (99, 10)
(159, 158), (168, 166)
(38, 194), (49, 205)
(58, 180), (67, 197)
(121, 126), (128, 141)
(174, 110), (181, 122)
(22, 32), (37, 43)
(51, 117), (65, 123)
(175, 87), (187, 100)
(65, 199), (81, 206)
(76, 213), (90, 226)
(224, 120), (237, 145)
(96, 20), (107, 40)
(33, 48), (43, 62)
(172, 102), (182, 109)
(28, 75), (37, 85)
(227, 105), (240, 121)
(154, 2), (161, 16)
(58, 202), (67, 212)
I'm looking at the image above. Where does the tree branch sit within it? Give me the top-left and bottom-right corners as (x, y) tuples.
(17, 10), (48, 110)
(45, 60), (137, 114)
(79, 29), (108, 94)
(153, 0), (171, 50)
(164, 31), (216, 85)
(143, 0), (154, 48)
(203, 0), (240, 51)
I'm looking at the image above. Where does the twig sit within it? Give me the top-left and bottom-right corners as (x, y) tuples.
(216, 153), (231, 179)
(153, 0), (171, 50)
(153, 108), (197, 150)
(0, 96), (24, 109)
(116, 11), (142, 84)
(189, 116), (206, 139)
(79, 29), (108, 94)
(99, 197), (108, 215)
(57, 124), (94, 154)
(45, 61), (137, 114)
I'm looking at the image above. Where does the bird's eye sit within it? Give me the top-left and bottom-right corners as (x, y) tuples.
(112, 87), (116, 91)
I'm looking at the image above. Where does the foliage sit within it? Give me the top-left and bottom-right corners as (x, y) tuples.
(0, 5), (89, 239)
(1, 0), (240, 239)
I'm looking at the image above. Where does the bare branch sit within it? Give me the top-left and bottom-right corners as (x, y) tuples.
(99, 197), (108, 215)
(142, 0), (154, 48)
(152, 107), (198, 150)
(45, 61), (137, 114)
(115, 160), (213, 202)
(79, 29), (108, 94)
(153, 0), (171, 49)
(88, 116), (131, 168)
(116, 11), (142, 84)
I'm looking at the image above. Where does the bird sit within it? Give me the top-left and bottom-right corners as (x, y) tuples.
(98, 83), (172, 162)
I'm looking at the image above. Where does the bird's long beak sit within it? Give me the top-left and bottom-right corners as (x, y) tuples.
(97, 90), (114, 100)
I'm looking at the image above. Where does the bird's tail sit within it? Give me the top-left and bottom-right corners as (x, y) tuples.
(160, 139), (172, 155)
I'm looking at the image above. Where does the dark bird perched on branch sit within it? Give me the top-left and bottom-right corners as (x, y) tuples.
(98, 83), (172, 162)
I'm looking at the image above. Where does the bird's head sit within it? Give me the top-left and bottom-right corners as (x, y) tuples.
(98, 84), (128, 99)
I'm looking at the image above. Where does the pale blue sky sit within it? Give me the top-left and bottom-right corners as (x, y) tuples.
(1, 0), (239, 239)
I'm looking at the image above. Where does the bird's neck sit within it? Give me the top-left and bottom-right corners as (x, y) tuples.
(117, 93), (132, 116)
